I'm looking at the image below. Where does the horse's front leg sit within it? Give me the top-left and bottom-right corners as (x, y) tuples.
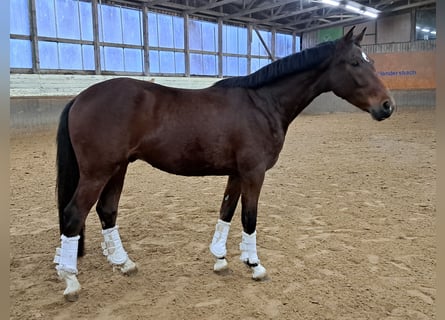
(210, 175), (241, 272)
(239, 170), (267, 280)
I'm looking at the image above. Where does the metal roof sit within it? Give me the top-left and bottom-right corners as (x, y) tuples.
(104, 0), (436, 33)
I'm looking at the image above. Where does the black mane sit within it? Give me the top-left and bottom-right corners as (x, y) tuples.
(213, 40), (336, 89)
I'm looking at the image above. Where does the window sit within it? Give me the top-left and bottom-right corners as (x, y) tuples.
(189, 19), (218, 76)
(34, 0), (94, 71)
(251, 29), (272, 72)
(10, 0), (30, 36)
(416, 8), (436, 40)
(35, 0), (57, 37)
(275, 33), (293, 58)
(10, 0), (32, 69)
(222, 24), (248, 76)
(10, 39), (32, 69)
(55, 0), (82, 40)
(99, 4), (143, 72)
(148, 12), (185, 74)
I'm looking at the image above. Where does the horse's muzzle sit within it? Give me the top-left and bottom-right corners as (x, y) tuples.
(371, 99), (394, 121)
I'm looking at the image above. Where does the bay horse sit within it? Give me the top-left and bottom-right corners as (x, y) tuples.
(54, 27), (394, 301)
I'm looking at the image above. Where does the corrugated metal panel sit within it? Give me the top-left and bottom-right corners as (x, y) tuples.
(363, 40), (436, 53)
(301, 30), (319, 49)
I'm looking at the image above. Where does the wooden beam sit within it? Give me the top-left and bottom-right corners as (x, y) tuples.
(223, 0), (297, 20)
(253, 27), (274, 61)
(186, 0), (239, 14)
(92, 0), (101, 74)
(183, 13), (190, 77)
(261, 5), (323, 23)
(217, 18), (223, 77)
(29, 0), (39, 72)
(142, 5), (150, 75)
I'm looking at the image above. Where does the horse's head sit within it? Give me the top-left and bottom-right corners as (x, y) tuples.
(328, 27), (395, 121)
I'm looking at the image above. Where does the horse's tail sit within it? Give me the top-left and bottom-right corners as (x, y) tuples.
(56, 98), (85, 257)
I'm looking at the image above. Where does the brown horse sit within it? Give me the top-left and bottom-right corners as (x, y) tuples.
(54, 27), (394, 301)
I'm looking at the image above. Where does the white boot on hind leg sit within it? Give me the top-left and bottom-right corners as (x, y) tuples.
(53, 235), (81, 301)
(102, 225), (137, 275)
(210, 219), (231, 272)
(239, 231), (267, 280)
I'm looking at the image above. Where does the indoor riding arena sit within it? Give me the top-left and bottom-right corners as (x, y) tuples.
(10, 1), (436, 319)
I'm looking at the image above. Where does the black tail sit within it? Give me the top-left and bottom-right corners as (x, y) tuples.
(56, 99), (85, 256)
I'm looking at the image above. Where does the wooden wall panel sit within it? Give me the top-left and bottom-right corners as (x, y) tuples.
(377, 13), (411, 43)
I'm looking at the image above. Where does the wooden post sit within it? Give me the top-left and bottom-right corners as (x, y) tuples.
(92, 0), (101, 74)
(184, 13), (190, 77)
(253, 27), (274, 61)
(142, 5), (150, 76)
(29, 0), (40, 72)
(247, 24), (252, 74)
(217, 18), (223, 77)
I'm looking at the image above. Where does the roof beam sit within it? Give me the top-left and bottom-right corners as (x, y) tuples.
(387, 0), (436, 12)
(223, 0), (298, 20)
(296, 15), (369, 34)
(186, 0), (239, 14)
(261, 4), (323, 22)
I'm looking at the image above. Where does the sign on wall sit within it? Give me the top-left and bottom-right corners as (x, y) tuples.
(372, 51), (436, 90)
(318, 27), (343, 42)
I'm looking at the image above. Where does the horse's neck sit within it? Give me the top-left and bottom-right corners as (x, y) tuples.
(257, 68), (330, 129)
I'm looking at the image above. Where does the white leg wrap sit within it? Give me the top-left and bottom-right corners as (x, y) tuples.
(239, 231), (267, 280)
(210, 219), (231, 258)
(240, 231), (259, 264)
(53, 235), (80, 274)
(101, 225), (137, 275)
(53, 235), (81, 301)
(102, 225), (128, 265)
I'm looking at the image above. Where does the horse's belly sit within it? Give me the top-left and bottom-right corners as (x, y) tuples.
(148, 157), (236, 176)
(138, 142), (237, 177)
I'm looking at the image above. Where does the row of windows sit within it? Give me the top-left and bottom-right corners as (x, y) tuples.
(10, 0), (300, 76)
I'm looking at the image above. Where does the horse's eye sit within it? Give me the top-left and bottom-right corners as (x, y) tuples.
(351, 61), (360, 67)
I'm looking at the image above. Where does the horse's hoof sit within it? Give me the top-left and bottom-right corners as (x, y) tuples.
(58, 270), (81, 302)
(251, 264), (267, 280)
(213, 258), (228, 272)
(120, 258), (137, 275)
(64, 290), (80, 302)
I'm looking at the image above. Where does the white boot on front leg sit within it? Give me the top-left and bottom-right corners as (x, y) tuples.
(210, 219), (231, 272)
(53, 235), (81, 301)
(239, 231), (267, 280)
(102, 225), (137, 275)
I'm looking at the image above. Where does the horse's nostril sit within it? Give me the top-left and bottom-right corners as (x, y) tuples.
(382, 100), (393, 113)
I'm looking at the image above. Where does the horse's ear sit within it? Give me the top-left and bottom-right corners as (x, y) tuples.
(354, 27), (367, 45)
(344, 26), (356, 42)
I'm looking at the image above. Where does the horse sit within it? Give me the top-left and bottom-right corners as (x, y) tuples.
(53, 27), (394, 301)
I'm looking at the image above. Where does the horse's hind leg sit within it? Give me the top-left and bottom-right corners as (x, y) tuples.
(96, 164), (137, 275)
(55, 174), (110, 301)
(210, 175), (241, 272)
